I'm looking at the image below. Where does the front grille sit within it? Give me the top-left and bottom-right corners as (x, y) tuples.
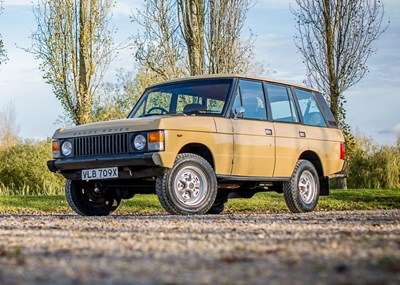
(73, 133), (130, 157)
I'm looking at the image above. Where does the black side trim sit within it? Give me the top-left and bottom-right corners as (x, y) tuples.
(217, 175), (289, 182)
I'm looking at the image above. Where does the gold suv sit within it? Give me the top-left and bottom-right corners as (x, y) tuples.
(48, 75), (346, 215)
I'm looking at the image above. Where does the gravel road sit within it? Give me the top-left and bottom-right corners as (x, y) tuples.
(0, 210), (399, 285)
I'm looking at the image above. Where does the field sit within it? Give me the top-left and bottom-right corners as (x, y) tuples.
(0, 189), (399, 214)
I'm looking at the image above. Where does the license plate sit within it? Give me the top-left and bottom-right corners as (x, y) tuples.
(81, 167), (118, 180)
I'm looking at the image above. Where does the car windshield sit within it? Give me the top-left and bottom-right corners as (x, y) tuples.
(129, 79), (233, 118)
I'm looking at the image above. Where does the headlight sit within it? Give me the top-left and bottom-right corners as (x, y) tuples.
(133, 134), (146, 151)
(61, 141), (73, 157)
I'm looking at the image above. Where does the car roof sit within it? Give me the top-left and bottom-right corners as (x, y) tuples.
(148, 74), (320, 93)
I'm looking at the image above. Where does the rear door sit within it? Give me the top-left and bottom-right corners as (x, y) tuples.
(266, 83), (308, 178)
(231, 79), (275, 177)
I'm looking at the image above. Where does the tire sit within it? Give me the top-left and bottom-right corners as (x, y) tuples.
(156, 153), (218, 215)
(283, 160), (320, 213)
(207, 194), (228, 214)
(65, 180), (121, 216)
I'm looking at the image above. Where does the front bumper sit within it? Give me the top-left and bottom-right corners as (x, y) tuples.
(47, 152), (163, 174)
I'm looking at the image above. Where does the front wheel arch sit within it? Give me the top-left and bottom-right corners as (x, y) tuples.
(178, 143), (215, 170)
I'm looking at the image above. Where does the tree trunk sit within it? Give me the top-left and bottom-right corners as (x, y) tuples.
(179, 0), (205, 76)
(78, 0), (91, 124)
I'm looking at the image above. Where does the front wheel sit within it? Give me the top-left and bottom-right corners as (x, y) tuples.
(156, 153), (217, 215)
(207, 194), (228, 214)
(283, 160), (320, 213)
(65, 180), (121, 216)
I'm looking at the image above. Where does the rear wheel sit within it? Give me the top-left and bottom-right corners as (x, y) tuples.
(65, 180), (121, 216)
(283, 160), (320, 213)
(156, 153), (217, 215)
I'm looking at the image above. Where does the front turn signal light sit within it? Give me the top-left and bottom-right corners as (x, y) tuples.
(52, 140), (61, 158)
(148, 131), (165, 151)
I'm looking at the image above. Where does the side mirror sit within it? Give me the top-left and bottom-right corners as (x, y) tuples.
(234, 106), (245, 119)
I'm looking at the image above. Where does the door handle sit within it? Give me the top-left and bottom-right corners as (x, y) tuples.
(299, 131), (306, 138)
(265, 129), (273, 135)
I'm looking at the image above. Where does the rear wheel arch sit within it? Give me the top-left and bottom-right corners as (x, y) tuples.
(298, 151), (324, 177)
(298, 151), (329, 196)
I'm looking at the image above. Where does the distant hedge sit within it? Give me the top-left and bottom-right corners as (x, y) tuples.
(0, 139), (64, 195)
(347, 136), (400, 189)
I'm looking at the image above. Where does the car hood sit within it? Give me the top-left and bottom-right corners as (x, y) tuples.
(52, 115), (217, 139)
(52, 116), (164, 139)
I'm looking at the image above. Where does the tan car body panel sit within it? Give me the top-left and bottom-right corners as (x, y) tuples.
(305, 125), (344, 176)
(157, 117), (233, 175)
(231, 119), (275, 177)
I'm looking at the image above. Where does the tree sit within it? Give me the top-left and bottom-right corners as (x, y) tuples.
(29, 0), (116, 125)
(292, 0), (387, 127)
(0, 0), (7, 66)
(132, 0), (256, 79)
(204, 0), (255, 74)
(93, 68), (140, 121)
(177, 0), (205, 75)
(132, 0), (187, 81)
(0, 101), (19, 145)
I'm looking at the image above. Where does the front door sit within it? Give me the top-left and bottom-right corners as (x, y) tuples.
(231, 79), (275, 177)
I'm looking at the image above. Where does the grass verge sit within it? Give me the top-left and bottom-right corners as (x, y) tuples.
(0, 189), (399, 215)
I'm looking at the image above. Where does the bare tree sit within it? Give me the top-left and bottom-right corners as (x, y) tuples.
(177, 0), (205, 75)
(0, 0), (7, 66)
(132, 0), (256, 78)
(0, 101), (19, 145)
(132, 0), (187, 80)
(292, 0), (387, 125)
(29, 0), (116, 125)
(205, 0), (255, 74)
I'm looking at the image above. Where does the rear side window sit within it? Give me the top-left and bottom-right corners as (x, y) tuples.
(266, 83), (299, 123)
(314, 93), (338, 128)
(294, 89), (327, 127)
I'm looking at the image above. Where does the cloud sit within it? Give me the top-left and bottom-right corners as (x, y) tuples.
(113, 0), (143, 17)
(378, 123), (400, 135)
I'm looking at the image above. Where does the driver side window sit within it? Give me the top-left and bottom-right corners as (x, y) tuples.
(232, 80), (267, 121)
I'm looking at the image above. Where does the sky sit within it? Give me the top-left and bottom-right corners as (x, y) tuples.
(0, 0), (399, 145)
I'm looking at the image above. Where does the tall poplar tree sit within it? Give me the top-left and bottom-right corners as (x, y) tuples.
(30, 0), (116, 125)
(132, 0), (255, 78)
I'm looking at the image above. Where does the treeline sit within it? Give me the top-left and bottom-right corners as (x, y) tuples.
(0, 139), (64, 195)
(347, 135), (400, 189)
(0, 134), (399, 196)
